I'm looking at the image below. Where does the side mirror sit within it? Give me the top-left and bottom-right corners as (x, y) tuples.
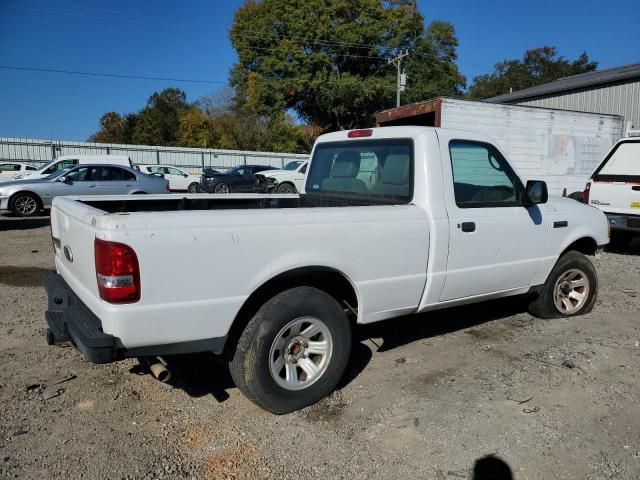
(524, 180), (548, 205)
(183, 173), (189, 178)
(57, 175), (67, 183)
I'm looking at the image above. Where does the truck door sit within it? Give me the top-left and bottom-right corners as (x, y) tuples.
(437, 134), (548, 301)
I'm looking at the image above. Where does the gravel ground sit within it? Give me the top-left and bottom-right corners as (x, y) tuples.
(1, 213), (639, 480)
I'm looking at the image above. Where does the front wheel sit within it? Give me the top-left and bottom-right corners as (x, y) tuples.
(276, 182), (297, 194)
(187, 182), (200, 193)
(528, 250), (597, 319)
(229, 287), (352, 414)
(214, 183), (231, 194)
(10, 192), (41, 217)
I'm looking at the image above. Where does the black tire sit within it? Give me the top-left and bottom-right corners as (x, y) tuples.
(229, 286), (352, 414)
(214, 182), (231, 194)
(276, 182), (297, 194)
(10, 192), (41, 217)
(187, 182), (200, 193)
(528, 250), (598, 319)
(609, 231), (633, 248)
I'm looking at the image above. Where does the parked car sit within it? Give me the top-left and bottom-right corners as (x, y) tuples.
(44, 126), (608, 414)
(200, 164), (274, 193)
(137, 165), (201, 192)
(257, 161), (309, 193)
(582, 136), (640, 246)
(13, 155), (133, 180)
(0, 164), (168, 217)
(0, 161), (39, 181)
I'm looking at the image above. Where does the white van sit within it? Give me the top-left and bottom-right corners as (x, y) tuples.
(12, 155), (133, 180)
(584, 136), (640, 246)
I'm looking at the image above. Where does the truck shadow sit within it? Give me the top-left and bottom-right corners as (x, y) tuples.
(0, 213), (50, 231)
(158, 296), (528, 403)
(605, 237), (639, 255)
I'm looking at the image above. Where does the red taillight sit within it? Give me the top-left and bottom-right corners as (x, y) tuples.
(348, 129), (373, 138)
(94, 238), (140, 303)
(582, 181), (592, 204)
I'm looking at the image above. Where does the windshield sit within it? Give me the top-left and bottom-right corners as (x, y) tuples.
(284, 161), (303, 171)
(44, 167), (73, 180)
(224, 166), (240, 174)
(306, 139), (413, 203)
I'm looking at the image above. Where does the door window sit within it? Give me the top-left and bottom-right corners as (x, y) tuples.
(167, 167), (184, 176)
(101, 167), (136, 181)
(43, 159), (78, 175)
(66, 166), (99, 182)
(449, 141), (521, 208)
(0, 163), (20, 171)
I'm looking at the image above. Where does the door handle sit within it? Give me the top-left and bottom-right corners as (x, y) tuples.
(125, 184), (133, 187)
(458, 222), (476, 233)
(88, 185), (97, 188)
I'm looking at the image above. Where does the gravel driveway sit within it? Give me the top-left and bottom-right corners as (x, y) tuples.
(1, 213), (639, 479)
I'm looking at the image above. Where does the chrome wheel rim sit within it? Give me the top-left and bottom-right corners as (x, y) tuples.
(15, 195), (37, 215)
(553, 268), (590, 314)
(215, 183), (229, 194)
(268, 317), (333, 391)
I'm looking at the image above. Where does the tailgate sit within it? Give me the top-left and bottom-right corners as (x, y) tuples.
(590, 181), (640, 214)
(50, 197), (104, 304)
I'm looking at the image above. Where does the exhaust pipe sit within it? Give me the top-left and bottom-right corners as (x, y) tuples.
(144, 357), (171, 383)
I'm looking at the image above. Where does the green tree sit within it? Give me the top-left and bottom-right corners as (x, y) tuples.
(89, 111), (136, 144)
(229, 0), (465, 131)
(131, 88), (190, 146)
(468, 47), (598, 99)
(177, 107), (218, 148)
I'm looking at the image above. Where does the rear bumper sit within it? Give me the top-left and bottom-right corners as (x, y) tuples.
(43, 272), (227, 364)
(605, 213), (640, 233)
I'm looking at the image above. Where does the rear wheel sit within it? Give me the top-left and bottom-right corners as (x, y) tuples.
(276, 182), (297, 194)
(187, 182), (199, 193)
(229, 287), (352, 414)
(214, 183), (231, 194)
(10, 192), (40, 217)
(528, 251), (597, 319)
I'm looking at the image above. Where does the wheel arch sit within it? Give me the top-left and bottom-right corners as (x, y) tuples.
(224, 266), (359, 357)
(9, 190), (43, 208)
(561, 236), (598, 257)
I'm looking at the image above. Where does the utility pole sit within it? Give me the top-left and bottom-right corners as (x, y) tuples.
(389, 50), (409, 107)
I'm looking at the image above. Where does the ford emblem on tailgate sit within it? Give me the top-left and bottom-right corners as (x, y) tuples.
(63, 245), (73, 262)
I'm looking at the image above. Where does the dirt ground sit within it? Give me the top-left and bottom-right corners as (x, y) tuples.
(1, 213), (639, 480)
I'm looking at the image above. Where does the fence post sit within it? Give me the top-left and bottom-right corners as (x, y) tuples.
(156, 150), (160, 165)
(106, 146), (110, 154)
(50, 142), (56, 160)
(201, 152), (205, 170)
(243, 154), (247, 166)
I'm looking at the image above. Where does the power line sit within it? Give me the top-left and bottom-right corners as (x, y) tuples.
(0, 65), (227, 85)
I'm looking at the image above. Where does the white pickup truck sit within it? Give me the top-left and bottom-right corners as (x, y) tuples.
(583, 137), (640, 247)
(44, 126), (609, 414)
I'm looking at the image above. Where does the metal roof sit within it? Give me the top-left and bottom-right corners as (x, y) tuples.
(489, 63), (640, 103)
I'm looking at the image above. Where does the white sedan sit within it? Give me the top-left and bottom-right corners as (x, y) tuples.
(0, 162), (39, 181)
(260, 160), (308, 193)
(138, 165), (201, 192)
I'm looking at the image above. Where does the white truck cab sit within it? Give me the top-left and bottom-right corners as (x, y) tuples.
(14, 155), (133, 180)
(584, 135), (640, 246)
(43, 126), (608, 414)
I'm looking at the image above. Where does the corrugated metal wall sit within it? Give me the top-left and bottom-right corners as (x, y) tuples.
(441, 98), (624, 195)
(514, 80), (640, 132)
(0, 138), (308, 174)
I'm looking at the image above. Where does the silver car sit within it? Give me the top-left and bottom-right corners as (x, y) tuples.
(0, 164), (169, 217)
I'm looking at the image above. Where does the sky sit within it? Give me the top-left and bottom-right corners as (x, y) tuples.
(0, 0), (638, 141)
